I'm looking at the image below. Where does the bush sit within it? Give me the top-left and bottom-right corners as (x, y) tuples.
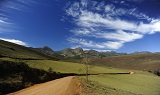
(148, 70), (160, 76)
(0, 60), (78, 94)
(154, 70), (160, 76)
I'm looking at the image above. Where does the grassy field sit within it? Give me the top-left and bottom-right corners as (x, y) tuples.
(2, 58), (159, 95)
(85, 72), (160, 95)
(0, 57), (128, 74)
(24, 60), (128, 74)
(1, 58), (160, 95)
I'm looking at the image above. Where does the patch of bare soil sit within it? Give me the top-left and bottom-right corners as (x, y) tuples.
(8, 76), (82, 95)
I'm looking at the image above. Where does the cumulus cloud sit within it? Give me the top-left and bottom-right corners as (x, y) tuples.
(0, 38), (28, 46)
(65, 0), (160, 50)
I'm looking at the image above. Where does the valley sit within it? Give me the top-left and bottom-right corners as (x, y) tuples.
(0, 40), (160, 95)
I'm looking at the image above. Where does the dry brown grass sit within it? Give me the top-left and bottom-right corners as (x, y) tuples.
(90, 54), (160, 71)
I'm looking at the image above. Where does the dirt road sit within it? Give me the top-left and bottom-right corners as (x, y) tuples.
(8, 76), (82, 95)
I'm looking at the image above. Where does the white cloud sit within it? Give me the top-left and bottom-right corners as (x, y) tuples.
(66, 2), (80, 17)
(103, 41), (123, 50)
(68, 38), (98, 48)
(67, 37), (123, 50)
(3, 1), (25, 11)
(98, 30), (143, 42)
(0, 18), (11, 25)
(65, 0), (160, 50)
(152, 21), (160, 32)
(71, 28), (91, 35)
(0, 0), (37, 33)
(136, 20), (160, 34)
(104, 4), (150, 21)
(0, 20), (6, 23)
(1, 0), (37, 12)
(95, 1), (105, 11)
(0, 18), (14, 33)
(67, 37), (105, 49)
(81, 0), (87, 7)
(0, 38), (28, 46)
(77, 10), (155, 33)
(105, 5), (113, 12)
(82, 48), (113, 52)
(120, 1), (125, 4)
(68, 4), (160, 34)
(76, 11), (137, 30)
(72, 28), (143, 43)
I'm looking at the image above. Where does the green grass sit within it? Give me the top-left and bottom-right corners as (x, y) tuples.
(85, 72), (160, 95)
(0, 40), (56, 60)
(80, 78), (137, 95)
(25, 60), (86, 73)
(21, 59), (160, 95)
(24, 60), (128, 74)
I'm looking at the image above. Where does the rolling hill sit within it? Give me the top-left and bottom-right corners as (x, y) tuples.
(90, 54), (160, 71)
(0, 40), (58, 60)
(0, 39), (159, 72)
(31, 46), (55, 56)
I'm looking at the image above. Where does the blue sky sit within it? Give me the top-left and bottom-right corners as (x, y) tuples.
(0, 0), (160, 53)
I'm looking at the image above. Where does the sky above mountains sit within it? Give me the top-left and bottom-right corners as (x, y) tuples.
(0, 0), (160, 53)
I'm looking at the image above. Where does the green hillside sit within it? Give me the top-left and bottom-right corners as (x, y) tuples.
(0, 40), (57, 60)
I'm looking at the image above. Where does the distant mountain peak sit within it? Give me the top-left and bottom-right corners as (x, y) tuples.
(55, 47), (129, 58)
(73, 47), (83, 54)
(41, 46), (54, 52)
(33, 46), (54, 56)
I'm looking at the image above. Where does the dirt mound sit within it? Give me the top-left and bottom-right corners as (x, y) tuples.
(8, 76), (82, 95)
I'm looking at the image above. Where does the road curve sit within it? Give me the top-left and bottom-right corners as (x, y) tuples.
(8, 76), (82, 95)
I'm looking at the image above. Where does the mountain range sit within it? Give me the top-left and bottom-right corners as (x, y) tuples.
(1, 39), (159, 60)
(0, 39), (159, 75)
(32, 46), (159, 59)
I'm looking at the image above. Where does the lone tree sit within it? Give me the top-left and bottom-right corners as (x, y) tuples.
(82, 53), (91, 82)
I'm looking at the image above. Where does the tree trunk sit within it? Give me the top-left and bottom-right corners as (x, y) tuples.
(86, 62), (88, 82)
